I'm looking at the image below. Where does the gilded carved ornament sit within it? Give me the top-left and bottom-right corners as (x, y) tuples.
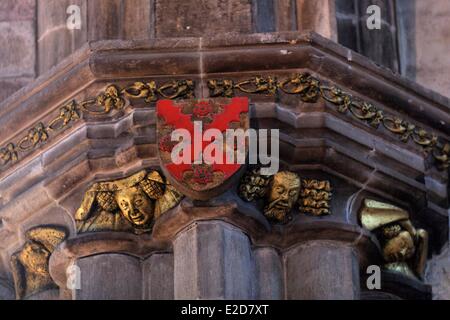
(359, 199), (429, 280)
(208, 74), (449, 171)
(0, 79), (195, 170)
(75, 169), (183, 234)
(1, 74), (448, 173)
(238, 168), (332, 223)
(10, 226), (68, 300)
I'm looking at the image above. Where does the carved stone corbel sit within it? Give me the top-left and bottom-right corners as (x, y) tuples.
(11, 226), (68, 299)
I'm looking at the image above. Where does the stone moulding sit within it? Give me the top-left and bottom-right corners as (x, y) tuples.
(1, 74), (448, 174)
(0, 79), (195, 172)
(208, 74), (450, 171)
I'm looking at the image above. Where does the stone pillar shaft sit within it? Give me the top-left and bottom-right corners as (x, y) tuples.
(284, 241), (360, 300)
(173, 221), (256, 299)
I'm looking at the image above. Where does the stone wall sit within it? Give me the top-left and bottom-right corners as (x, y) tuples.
(415, 0), (450, 98)
(2, 1), (450, 102)
(425, 245), (450, 300)
(0, 0), (36, 101)
(335, 0), (399, 71)
(0, 0), (335, 102)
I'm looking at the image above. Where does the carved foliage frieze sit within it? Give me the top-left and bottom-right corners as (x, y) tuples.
(208, 74), (450, 171)
(1, 74), (448, 174)
(0, 80), (195, 171)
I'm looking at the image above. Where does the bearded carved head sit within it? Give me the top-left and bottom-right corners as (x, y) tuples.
(264, 171), (301, 222)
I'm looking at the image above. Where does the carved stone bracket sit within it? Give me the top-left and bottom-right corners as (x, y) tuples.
(75, 169), (184, 235)
(11, 226), (68, 299)
(238, 169), (332, 223)
(359, 199), (429, 281)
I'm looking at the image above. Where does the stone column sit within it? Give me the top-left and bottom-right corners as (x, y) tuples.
(143, 253), (174, 300)
(173, 221), (256, 299)
(37, 0), (153, 74)
(296, 0), (337, 40)
(284, 240), (360, 300)
(414, 0), (450, 96)
(254, 247), (283, 299)
(37, 0), (87, 74)
(75, 253), (142, 300)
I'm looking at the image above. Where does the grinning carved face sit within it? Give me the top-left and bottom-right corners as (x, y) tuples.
(264, 171), (301, 222)
(115, 186), (154, 227)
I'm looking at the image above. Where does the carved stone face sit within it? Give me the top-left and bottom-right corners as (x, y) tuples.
(264, 171), (301, 221)
(115, 186), (154, 227)
(383, 231), (415, 262)
(18, 242), (50, 275)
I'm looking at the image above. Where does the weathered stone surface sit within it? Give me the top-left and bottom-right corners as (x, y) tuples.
(27, 289), (60, 300)
(0, 21), (35, 77)
(335, 0), (355, 15)
(254, 247), (283, 299)
(0, 184), (56, 227)
(37, 0), (84, 34)
(155, 0), (252, 37)
(415, 0), (450, 97)
(358, 0), (399, 71)
(174, 221), (256, 299)
(122, 0), (153, 40)
(335, 13), (358, 52)
(0, 278), (14, 300)
(253, 0), (275, 33)
(20, 205), (76, 239)
(395, 0), (416, 78)
(143, 253), (174, 300)
(425, 245), (450, 300)
(0, 77), (32, 101)
(87, 0), (121, 41)
(275, 0), (297, 31)
(37, 0), (87, 73)
(76, 253), (142, 300)
(284, 241), (360, 299)
(296, 0), (337, 40)
(0, 0), (35, 22)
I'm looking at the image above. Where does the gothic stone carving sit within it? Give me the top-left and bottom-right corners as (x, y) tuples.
(208, 74), (449, 171)
(75, 170), (183, 234)
(264, 171), (301, 222)
(238, 169), (332, 223)
(298, 179), (332, 216)
(0, 79), (194, 171)
(2, 74), (448, 173)
(359, 199), (429, 280)
(11, 226), (68, 299)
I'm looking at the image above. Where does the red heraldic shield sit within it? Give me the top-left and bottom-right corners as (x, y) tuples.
(157, 97), (249, 200)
